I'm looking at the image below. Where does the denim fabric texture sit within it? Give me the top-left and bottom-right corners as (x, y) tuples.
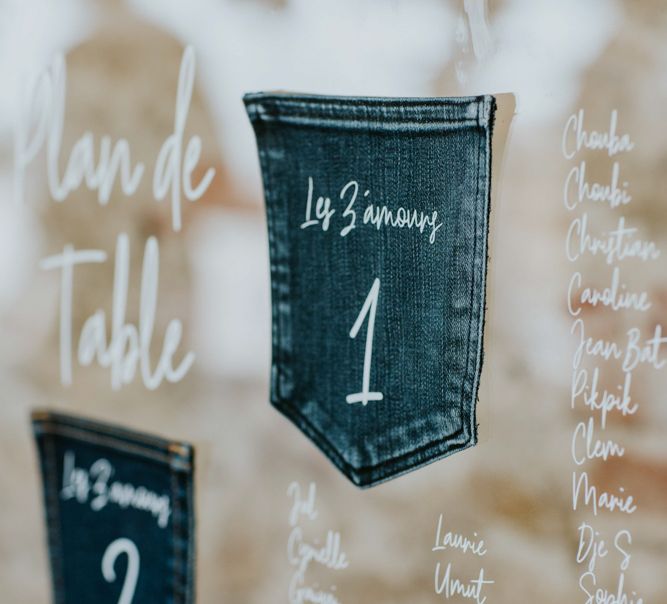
(31, 410), (196, 604)
(244, 93), (496, 487)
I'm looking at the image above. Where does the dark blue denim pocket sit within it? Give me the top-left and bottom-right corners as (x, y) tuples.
(31, 410), (196, 604)
(244, 93), (496, 487)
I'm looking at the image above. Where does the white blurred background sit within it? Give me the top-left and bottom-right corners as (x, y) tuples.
(0, 1), (665, 602)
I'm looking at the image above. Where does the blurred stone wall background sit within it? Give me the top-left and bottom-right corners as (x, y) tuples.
(0, 0), (665, 602)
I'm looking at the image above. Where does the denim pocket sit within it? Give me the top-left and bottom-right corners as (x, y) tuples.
(31, 410), (196, 604)
(244, 92), (496, 487)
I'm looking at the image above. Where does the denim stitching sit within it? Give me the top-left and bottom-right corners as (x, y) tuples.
(31, 412), (195, 603)
(35, 424), (174, 466)
(246, 93), (496, 487)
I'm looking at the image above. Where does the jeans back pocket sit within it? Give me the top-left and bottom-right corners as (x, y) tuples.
(31, 410), (196, 604)
(245, 93), (496, 487)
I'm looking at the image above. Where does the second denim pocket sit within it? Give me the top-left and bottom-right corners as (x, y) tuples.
(31, 410), (196, 603)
